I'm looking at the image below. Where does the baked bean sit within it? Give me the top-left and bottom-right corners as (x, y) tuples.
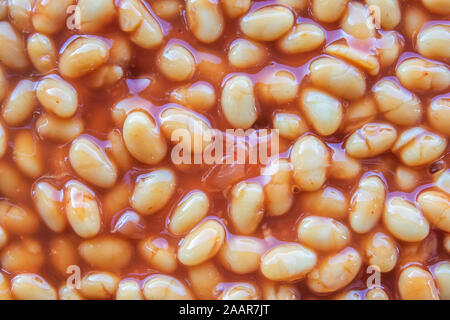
(0, 0), (7, 20)
(400, 233), (440, 266)
(143, 275), (193, 300)
(349, 175), (386, 234)
(27, 33), (57, 74)
(151, 0), (182, 20)
(363, 232), (398, 272)
(392, 127), (447, 167)
(36, 75), (78, 119)
(395, 166), (420, 192)
(263, 159), (294, 217)
(218, 235), (264, 274)
(277, 23), (325, 55)
(228, 39), (267, 69)
(196, 51), (227, 85)
(32, 0), (74, 35)
(312, 0), (348, 23)
(342, 97), (377, 134)
(365, 0), (401, 30)
(178, 219), (225, 266)
(86, 64), (124, 89)
(169, 191), (210, 235)
(398, 266), (439, 300)
(240, 6), (294, 42)
(8, 0), (32, 32)
(109, 98), (148, 131)
(403, 5), (430, 40)
(157, 44), (196, 82)
(78, 0), (115, 33)
(445, 234), (450, 254)
(307, 247), (362, 293)
(272, 112), (309, 140)
(118, 0), (163, 49)
(417, 24), (450, 62)
(13, 131), (43, 179)
(188, 261), (223, 299)
(186, 0), (224, 43)
(373, 79), (422, 126)
(79, 272), (120, 299)
(257, 70), (298, 106)
(329, 151), (362, 181)
(107, 129), (132, 172)
(417, 190), (450, 233)
(325, 43), (379, 76)
(0, 21), (29, 70)
(0, 201), (39, 235)
(0, 225), (7, 249)
(396, 58), (450, 93)
(219, 282), (260, 300)
(222, 0), (251, 19)
(221, 75), (258, 129)
(290, 135), (330, 191)
(433, 262), (450, 300)
(113, 97), (145, 128)
(11, 274), (56, 300)
(64, 180), (102, 239)
(131, 169), (177, 216)
(300, 186), (349, 220)
(336, 288), (389, 300)
(366, 287), (389, 300)
(116, 279), (144, 300)
(0, 161), (29, 201)
(32, 181), (65, 233)
(310, 57), (366, 100)
(298, 216), (350, 251)
(59, 285), (84, 300)
(108, 33), (133, 67)
(103, 183), (131, 222)
(112, 210), (146, 239)
(2, 79), (36, 126)
(341, 2), (375, 40)
(383, 197), (430, 242)
(138, 236), (177, 273)
(230, 181), (264, 234)
(170, 82), (216, 113)
(300, 88), (343, 136)
(262, 281), (300, 300)
(277, 0), (308, 9)
(261, 243), (317, 282)
(428, 97), (450, 135)
(422, 0), (450, 15)
(1, 238), (44, 273)
(434, 169), (450, 194)
(48, 236), (78, 276)
(0, 65), (6, 104)
(345, 122), (397, 158)
(0, 272), (12, 300)
(36, 113), (84, 143)
(59, 37), (110, 79)
(69, 136), (118, 188)
(160, 107), (213, 153)
(79, 236), (132, 270)
(334, 290), (364, 300)
(123, 111), (167, 165)
(376, 31), (403, 67)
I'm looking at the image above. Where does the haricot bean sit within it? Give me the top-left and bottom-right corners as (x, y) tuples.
(0, 0), (447, 301)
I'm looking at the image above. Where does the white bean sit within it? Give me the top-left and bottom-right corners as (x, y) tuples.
(383, 197), (430, 242)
